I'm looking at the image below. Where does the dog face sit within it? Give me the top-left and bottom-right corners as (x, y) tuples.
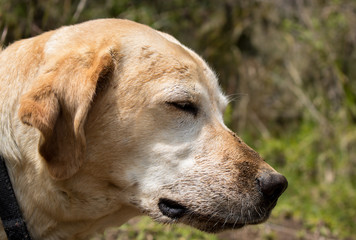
(17, 19), (287, 234)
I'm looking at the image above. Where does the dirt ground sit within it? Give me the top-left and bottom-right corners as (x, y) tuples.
(218, 218), (340, 240)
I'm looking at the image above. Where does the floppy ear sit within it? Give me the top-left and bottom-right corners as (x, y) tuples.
(19, 49), (115, 180)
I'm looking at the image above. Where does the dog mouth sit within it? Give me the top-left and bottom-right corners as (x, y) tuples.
(158, 198), (187, 219)
(157, 198), (271, 232)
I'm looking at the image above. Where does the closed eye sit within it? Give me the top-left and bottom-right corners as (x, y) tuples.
(166, 101), (198, 116)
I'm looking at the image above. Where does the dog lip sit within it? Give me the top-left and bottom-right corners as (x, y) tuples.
(196, 222), (246, 233)
(173, 207), (267, 232)
(186, 212), (261, 232)
(158, 198), (187, 219)
(157, 199), (271, 231)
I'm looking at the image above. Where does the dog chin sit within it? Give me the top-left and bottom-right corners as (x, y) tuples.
(154, 211), (269, 233)
(179, 217), (247, 233)
(149, 198), (272, 233)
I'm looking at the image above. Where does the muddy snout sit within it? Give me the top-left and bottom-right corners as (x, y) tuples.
(257, 171), (288, 206)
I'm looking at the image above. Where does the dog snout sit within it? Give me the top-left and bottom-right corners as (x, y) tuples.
(257, 172), (288, 203)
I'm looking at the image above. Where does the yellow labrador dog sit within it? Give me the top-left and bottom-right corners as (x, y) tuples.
(0, 19), (287, 239)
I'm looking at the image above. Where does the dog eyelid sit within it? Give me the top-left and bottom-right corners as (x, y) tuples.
(166, 101), (198, 116)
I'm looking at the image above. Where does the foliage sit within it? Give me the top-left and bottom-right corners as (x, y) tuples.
(1, 0), (356, 238)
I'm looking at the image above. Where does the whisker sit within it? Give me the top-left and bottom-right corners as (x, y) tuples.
(226, 93), (248, 103)
(232, 214), (241, 229)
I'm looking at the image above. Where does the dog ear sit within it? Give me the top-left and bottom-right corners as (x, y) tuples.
(19, 49), (115, 180)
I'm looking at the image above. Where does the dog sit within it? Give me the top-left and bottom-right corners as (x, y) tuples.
(0, 19), (287, 240)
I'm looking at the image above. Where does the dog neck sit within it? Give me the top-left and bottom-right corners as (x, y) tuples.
(0, 150), (140, 239)
(0, 121), (140, 240)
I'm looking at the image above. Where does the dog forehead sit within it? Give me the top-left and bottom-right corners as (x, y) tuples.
(155, 32), (228, 109)
(121, 29), (227, 108)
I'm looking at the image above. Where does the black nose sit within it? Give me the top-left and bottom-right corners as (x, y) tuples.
(257, 172), (288, 202)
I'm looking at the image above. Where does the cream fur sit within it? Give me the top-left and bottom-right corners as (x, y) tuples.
(0, 19), (284, 240)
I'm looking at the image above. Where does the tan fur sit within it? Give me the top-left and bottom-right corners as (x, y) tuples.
(0, 19), (285, 240)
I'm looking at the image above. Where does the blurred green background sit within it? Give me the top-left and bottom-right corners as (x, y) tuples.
(1, 0), (356, 239)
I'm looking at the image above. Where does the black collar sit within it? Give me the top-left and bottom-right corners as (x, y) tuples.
(0, 155), (32, 240)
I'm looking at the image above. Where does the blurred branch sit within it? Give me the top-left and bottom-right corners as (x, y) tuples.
(73, 0), (87, 22)
(1, 25), (8, 46)
(285, 61), (329, 129)
(31, 23), (43, 35)
(251, 112), (271, 139)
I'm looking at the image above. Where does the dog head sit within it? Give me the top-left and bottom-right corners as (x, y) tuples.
(18, 19), (287, 233)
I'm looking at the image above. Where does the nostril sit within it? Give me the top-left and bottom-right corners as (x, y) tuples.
(257, 173), (288, 202)
(158, 198), (187, 219)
